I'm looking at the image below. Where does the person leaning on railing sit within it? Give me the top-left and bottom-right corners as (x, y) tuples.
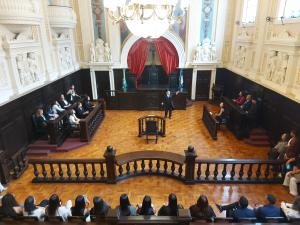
(44, 194), (72, 222)
(90, 196), (110, 217)
(71, 195), (91, 222)
(23, 195), (49, 221)
(189, 195), (216, 220)
(136, 195), (156, 216)
(283, 156), (300, 196)
(116, 194), (137, 216)
(158, 193), (183, 216)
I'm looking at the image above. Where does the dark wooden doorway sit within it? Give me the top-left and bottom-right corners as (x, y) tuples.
(195, 70), (211, 100)
(95, 71), (110, 99)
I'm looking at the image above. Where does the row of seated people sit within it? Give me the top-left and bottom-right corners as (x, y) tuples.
(33, 85), (95, 137)
(0, 192), (299, 222)
(232, 91), (257, 114)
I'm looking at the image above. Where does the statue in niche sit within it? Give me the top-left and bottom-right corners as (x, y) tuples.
(16, 54), (26, 85)
(276, 52), (289, 84)
(265, 50), (277, 81)
(104, 43), (111, 62)
(202, 38), (212, 61)
(28, 52), (39, 81)
(193, 43), (201, 62)
(90, 42), (96, 62)
(95, 38), (105, 62)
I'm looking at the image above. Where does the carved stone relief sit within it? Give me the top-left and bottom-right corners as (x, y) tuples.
(90, 38), (112, 63)
(0, 65), (8, 88)
(234, 45), (247, 68)
(58, 46), (73, 71)
(193, 38), (217, 62)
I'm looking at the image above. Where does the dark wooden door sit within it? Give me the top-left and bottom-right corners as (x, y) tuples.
(95, 71), (110, 99)
(196, 70), (211, 100)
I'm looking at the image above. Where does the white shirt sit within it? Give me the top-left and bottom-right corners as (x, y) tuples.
(24, 207), (46, 221)
(52, 104), (65, 114)
(69, 114), (80, 126)
(55, 200), (72, 222)
(281, 202), (300, 219)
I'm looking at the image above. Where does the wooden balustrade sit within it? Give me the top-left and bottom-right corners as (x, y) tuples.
(28, 146), (285, 184)
(138, 115), (166, 137)
(47, 111), (70, 145)
(80, 100), (105, 142)
(202, 105), (217, 140)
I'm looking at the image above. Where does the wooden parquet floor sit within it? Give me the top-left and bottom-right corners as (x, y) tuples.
(5, 102), (295, 216)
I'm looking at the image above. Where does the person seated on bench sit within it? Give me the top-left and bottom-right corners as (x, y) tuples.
(283, 156), (300, 196)
(46, 105), (59, 120)
(76, 102), (89, 119)
(45, 194), (72, 222)
(83, 95), (94, 112)
(23, 195), (49, 221)
(285, 130), (300, 160)
(69, 109), (80, 128)
(51, 101), (65, 115)
(90, 196), (110, 217)
(216, 196), (255, 219)
(1, 193), (23, 218)
(281, 197), (300, 219)
(59, 94), (71, 109)
(189, 195), (216, 220)
(34, 108), (48, 137)
(233, 91), (246, 105)
(71, 195), (91, 222)
(117, 194), (137, 216)
(269, 133), (288, 160)
(241, 95), (252, 112)
(158, 193), (183, 216)
(214, 102), (225, 123)
(136, 195), (156, 216)
(67, 85), (80, 104)
(254, 194), (282, 219)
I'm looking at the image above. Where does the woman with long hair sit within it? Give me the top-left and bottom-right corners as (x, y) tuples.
(23, 196), (48, 221)
(137, 195), (155, 215)
(45, 194), (72, 222)
(117, 194), (136, 216)
(90, 196), (110, 217)
(158, 193), (183, 216)
(71, 195), (90, 221)
(189, 195), (216, 220)
(1, 193), (23, 218)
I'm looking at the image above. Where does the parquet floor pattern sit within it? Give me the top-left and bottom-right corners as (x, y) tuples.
(6, 102), (295, 216)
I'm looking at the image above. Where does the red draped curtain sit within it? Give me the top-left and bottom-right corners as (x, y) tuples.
(127, 38), (149, 86)
(154, 37), (179, 75)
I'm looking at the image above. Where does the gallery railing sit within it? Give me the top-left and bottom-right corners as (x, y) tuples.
(28, 146), (284, 184)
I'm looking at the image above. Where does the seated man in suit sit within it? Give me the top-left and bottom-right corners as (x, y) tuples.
(46, 105), (59, 120)
(216, 196), (255, 219)
(254, 194), (282, 219)
(161, 90), (179, 119)
(82, 95), (94, 112)
(76, 102), (89, 119)
(59, 94), (71, 109)
(241, 94), (252, 112)
(66, 85), (80, 103)
(34, 108), (48, 137)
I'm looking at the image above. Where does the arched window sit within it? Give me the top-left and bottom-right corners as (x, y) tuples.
(241, 0), (258, 24)
(278, 0), (300, 19)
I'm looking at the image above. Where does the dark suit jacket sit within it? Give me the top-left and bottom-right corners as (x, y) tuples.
(35, 115), (47, 134)
(59, 100), (70, 109)
(163, 95), (175, 110)
(83, 100), (93, 111)
(76, 107), (87, 119)
(233, 207), (255, 219)
(255, 205), (282, 218)
(241, 100), (252, 111)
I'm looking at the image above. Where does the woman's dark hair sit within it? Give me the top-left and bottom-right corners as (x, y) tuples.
(239, 196), (248, 209)
(119, 194), (131, 216)
(197, 195), (208, 209)
(24, 196), (37, 215)
(71, 195), (86, 216)
(91, 197), (107, 216)
(139, 195), (153, 215)
(1, 193), (20, 218)
(292, 197), (300, 212)
(46, 194), (61, 216)
(168, 193), (178, 215)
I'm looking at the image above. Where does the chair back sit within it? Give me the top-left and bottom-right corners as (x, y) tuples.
(146, 120), (158, 134)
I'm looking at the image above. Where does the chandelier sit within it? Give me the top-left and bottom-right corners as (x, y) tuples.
(103, 0), (189, 39)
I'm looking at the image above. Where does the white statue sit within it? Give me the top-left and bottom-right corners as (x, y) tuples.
(90, 42), (96, 62)
(104, 43), (111, 62)
(95, 38), (105, 62)
(276, 52), (289, 84)
(266, 50), (277, 81)
(211, 43), (217, 61)
(193, 43), (201, 62)
(16, 54), (25, 85)
(28, 52), (39, 81)
(202, 38), (212, 62)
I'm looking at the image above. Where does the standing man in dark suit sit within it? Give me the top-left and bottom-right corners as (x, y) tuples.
(161, 90), (179, 119)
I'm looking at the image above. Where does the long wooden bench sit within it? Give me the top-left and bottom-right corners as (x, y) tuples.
(202, 105), (218, 140)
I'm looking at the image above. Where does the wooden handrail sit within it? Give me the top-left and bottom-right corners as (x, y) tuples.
(202, 105), (217, 140)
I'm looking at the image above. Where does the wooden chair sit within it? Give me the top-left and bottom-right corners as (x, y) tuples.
(145, 120), (158, 144)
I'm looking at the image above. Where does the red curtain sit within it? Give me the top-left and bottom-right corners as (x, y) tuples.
(154, 37), (179, 75)
(127, 38), (150, 85)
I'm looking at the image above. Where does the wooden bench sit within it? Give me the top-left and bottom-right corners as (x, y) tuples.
(202, 105), (218, 140)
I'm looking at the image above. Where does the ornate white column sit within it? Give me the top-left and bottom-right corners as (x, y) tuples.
(89, 69), (98, 100)
(209, 69), (216, 99)
(191, 68), (197, 100)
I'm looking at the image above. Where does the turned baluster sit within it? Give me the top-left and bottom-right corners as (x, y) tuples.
(118, 165), (123, 176)
(229, 164), (235, 180)
(33, 163), (39, 178)
(256, 164), (262, 179)
(171, 162), (175, 175)
(213, 164), (218, 180)
(83, 163), (88, 178)
(205, 163), (210, 180)
(239, 164), (244, 180)
(75, 164), (80, 179)
(265, 164), (270, 179)
(100, 163), (105, 177)
(66, 164), (71, 179)
(141, 160), (145, 173)
(133, 161), (138, 173)
(42, 164), (47, 179)
(58, 163), (63, 178)
(149, 160), (153, 173)
(163, 160), (168, 174)
(247, 164), (253, 180)
(126, 162), (130, 175)
(50, 163), (55, 178)
(156, 160), (160, 173)
(197, 163), (202, 180)
(91, 163), (96, 178)
(222, 164), (227, 180)
(178, 164), (183, 177)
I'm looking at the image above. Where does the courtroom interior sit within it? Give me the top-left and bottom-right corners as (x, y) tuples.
(0, 0), (300, 224)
